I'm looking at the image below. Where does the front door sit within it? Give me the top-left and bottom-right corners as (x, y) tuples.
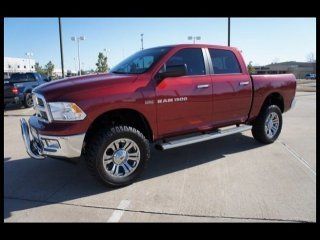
(155, 48), (213, 138)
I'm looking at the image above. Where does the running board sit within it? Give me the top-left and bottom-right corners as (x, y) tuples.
(156, 125), (252, 151)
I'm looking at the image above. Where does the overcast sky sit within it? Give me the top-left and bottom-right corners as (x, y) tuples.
(4, 17), (316, 71)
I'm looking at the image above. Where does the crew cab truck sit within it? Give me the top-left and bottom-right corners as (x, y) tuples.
(4, 72), (51, 108)
(20, 44), (296, 187)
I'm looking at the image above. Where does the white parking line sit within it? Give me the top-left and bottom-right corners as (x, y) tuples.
(278, 140), (316, 176)
(107, 200), (131, 222)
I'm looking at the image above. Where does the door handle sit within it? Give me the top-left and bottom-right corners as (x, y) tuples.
(197, 84), (210, 89)
(239, 81), (250, 86)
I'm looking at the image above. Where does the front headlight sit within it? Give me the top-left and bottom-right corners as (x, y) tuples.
(48, 102), (86, 121)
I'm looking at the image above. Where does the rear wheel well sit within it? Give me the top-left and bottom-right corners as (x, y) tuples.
(84, 109), (153, 148)
(261, 93), (284, 113)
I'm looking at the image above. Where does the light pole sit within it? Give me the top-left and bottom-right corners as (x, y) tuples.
(25, 52), (34, 71)
(81, 62), (85, 74)
(71, 36), (85, 76)
(228, 17), (231, 46)
(73, 57), (77, 74)
(140, 33), (144, 50)
(187, 36), (201, 44)
(58, 18), (65, 78)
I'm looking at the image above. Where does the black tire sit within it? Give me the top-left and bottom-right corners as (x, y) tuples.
(84, 125), (150, 187)
(251, 105), (282, 144)
(23, 93), (33, 108)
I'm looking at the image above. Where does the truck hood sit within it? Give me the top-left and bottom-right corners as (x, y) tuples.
(33, 73), (139, 100)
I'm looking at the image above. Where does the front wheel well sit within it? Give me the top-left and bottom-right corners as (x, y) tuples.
(84, 109), (153, 149)
(25, 89), (32, 94)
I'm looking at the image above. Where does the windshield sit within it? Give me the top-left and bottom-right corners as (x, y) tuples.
(110, 46), (172, 74)
(9, 73), (35, 82)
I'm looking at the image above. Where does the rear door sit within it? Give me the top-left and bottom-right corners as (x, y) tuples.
(155, 48), (213, 137)
(207, 48), (252, 126)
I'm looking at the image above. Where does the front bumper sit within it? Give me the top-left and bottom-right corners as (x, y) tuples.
(20, 118), (85, 159)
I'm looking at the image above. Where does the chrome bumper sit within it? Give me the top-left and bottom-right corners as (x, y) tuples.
(20, 118), (85, 159)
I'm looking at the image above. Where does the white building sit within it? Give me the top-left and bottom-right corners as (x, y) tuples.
(4, 57), (36, 78)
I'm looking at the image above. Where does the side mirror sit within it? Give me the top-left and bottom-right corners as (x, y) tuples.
(157, 64), (187, 81)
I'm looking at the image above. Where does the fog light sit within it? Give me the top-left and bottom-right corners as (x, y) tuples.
(45, 139), (60, 149)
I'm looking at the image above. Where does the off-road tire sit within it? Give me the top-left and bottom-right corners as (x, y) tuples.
(84, 125), (150, 187)
(251, 105), (282, 144)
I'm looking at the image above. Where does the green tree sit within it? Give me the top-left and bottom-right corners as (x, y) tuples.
(247, 61), (255, 74)
(96, 52), (108, 72)
(35, 62), (46, 74)
(45, 61), (55, 76)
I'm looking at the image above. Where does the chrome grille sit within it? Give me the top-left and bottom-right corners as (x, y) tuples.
(38, 110), (49, 121)
(37, 97), (44, 107)
(32, 93), (51, 123)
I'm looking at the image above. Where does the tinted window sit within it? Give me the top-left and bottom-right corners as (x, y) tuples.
(209, 49), (241, 74)
(41, 74), (50, 81)
(26, 73), (36, 81)
(34, 73), (41, 81)
(111, 47), (172, 74)
(10, 73), (28, 82)
(166, 48), (205, 76)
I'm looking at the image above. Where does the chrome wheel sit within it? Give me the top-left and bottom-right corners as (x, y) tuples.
(264, 112), (279, 138)
(102, 138), (140, 178)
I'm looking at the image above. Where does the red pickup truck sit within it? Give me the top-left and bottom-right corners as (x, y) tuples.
(20, 44), (296, 187)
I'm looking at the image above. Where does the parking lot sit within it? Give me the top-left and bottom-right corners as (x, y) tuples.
(4, 91), (316, 222)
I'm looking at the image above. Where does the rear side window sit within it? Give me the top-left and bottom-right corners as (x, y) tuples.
(41, 74), (47, 80)
(34, 73), (41, 81)
(166, 48), (205, 76)
(209, 49), (241, 74)
(26, 73), (36, 81)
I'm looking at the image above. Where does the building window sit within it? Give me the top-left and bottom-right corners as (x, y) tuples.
(8, 65), (11, 68)
(24, 66), (26, 69)
(17, 65), (20, 68)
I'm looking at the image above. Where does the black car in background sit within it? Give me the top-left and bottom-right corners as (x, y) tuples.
(4, 72), (51, 108)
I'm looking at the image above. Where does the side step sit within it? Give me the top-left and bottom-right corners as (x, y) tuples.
(156, 125), (252, 150)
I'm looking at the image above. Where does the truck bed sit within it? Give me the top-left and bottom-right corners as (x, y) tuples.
(249, 74), (296, 120)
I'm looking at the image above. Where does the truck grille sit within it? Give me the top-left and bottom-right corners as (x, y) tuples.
(37, 110), (49, 121)
(37, 97), (45, 107)
(32, 93), (51, 123)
